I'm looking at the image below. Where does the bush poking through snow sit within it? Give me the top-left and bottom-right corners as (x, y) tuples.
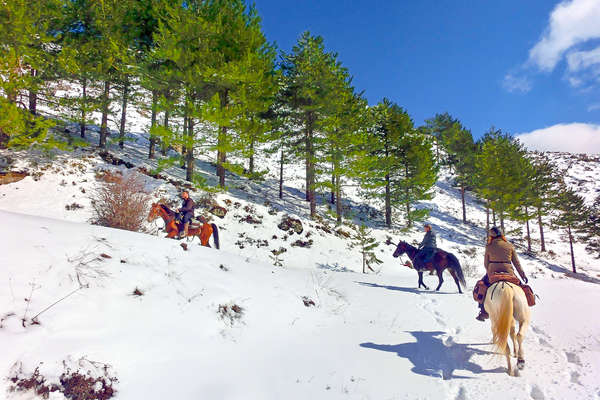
(302, 296), (316, 307)
(218, 303), (244, 326)
(9, 360), (118, 400)
(278, 215), (303, 234)
(65, 202), (84, 211)
(90, 171), (150, 232)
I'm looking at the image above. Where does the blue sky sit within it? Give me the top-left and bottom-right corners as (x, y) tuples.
(253, 0), (600, 153)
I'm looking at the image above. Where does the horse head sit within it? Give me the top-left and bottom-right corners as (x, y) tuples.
(147, 203), (161, 222)
(393, 241), (410, 258)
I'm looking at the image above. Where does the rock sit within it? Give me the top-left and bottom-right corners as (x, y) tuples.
(209, 205), (227, 218)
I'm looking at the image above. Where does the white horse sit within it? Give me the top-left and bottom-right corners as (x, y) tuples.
(484, 281), (531, 376)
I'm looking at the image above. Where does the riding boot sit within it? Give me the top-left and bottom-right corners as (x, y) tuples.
(476, 302), (489, 321)
(183, 222), (189, 238)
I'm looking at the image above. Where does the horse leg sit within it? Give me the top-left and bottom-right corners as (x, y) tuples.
(435, 269), (444, 291)
(516, 318), (529, 370)
(448, 269), (462, 294)
(418, 272), (428, 289)
(510, 324), (517, 358)
(505, 344), (514, 376)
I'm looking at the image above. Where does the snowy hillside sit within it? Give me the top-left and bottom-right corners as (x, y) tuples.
(1, 129), (600, 399)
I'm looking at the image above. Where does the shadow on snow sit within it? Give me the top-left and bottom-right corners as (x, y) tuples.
(355, 281), (456, 295)
(360, 331), (502, 380)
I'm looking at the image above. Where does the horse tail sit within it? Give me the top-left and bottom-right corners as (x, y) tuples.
(211, 223), (220, 250)
(491, 283), (514, 356)
(447, 253), (466, 288)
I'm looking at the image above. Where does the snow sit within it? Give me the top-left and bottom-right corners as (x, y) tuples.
(1, 118), (600, 399)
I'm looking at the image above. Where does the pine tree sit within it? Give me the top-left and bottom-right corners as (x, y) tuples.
(442, 121), (477, 223)
(584, 194), (600, 258)
(280, 32), (344, 217)
(526, 153), (560, 252)
(348, 224), (382, 274)
(151, 0), (217, 183)
(359, 100), (437, 227)
(200, 0), (277, 188)
(424, 112), (459, 165)
(551, 183), (590, 273)
(474, 128), (528, 232)
(321, 65), (369, 225)
(0, 0), (61, 148)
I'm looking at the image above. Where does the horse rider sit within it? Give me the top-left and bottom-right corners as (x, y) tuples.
(176, 190), (195, 239)
(414, 223), (437, 270)
(475, 226), (528, 321)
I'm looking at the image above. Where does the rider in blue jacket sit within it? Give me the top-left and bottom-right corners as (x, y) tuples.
(414, 224), (437, 269)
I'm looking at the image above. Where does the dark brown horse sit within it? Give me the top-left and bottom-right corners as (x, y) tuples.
(147, 203), (220, 249)
(393, 241), (465, 293)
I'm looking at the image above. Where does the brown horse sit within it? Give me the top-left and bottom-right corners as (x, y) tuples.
(147, 203), (219, 249)
(392, 241), (465, 293)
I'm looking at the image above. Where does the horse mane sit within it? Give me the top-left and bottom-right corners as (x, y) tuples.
(159, 203), (175, 216)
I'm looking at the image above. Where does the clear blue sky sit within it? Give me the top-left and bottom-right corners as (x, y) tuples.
(252, 0), (600, 146)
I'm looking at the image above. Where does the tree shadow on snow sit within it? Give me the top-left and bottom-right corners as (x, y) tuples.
(360, 331), (503, 380)
(356, 281), (455, 295)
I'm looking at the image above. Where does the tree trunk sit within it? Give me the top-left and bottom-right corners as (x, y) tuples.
(148, 90), (157, 159)
(335, 173), (342, 225)
(362, 252), (366, 274)
(385, 174), (391, 227)
(181, 111), (188, 169)
(216, 89), (228, 188)
(249, 138), (255, 175)
(330, 160), (335, 205)
(279, 150), (284, 199)
(486, 201), (490, 232)
(460, 185), (466, 223)
(537, 207), (546, 252)
(307, 148), (316, 218)
(405, 163), (411, 227)
(305, 157), (310, 201)
(525, 206), (531, 253)
(186, 117), (194, 182)
(80, 78), (87, 138)
(500, 212), (505, 233)
(568, 225), (576, 273)
(492, 209), (496, 227)
(118, 80), (129, 149)
(28, 69), (37, 115)
(161, 109), (169, 156)
(306, 113), (316, 218)
(99, 80), (110, 149)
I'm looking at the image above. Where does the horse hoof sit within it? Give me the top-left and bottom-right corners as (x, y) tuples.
(517, 359), (525, 370)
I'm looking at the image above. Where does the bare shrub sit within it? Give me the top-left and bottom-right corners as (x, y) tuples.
(90, 171), (150, 232)
(218, 303), (244, 326)
(9, 359), (117, 400)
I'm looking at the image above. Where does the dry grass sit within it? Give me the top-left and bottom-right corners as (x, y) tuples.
(90, 171), (150, 232)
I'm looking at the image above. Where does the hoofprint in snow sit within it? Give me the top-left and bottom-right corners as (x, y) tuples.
(1, 129), (600, 399)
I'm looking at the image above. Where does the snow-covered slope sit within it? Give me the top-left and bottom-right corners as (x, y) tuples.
(1, 128), (600, 399)
(1, 209), (599, 400)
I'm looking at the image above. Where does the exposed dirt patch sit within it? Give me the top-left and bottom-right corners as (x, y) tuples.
(0, 171), (28, 185)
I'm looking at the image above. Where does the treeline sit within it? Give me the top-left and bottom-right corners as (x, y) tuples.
(1, 1), (598, 268)
(0, 0), (437, 228)
(427, 113), (599, 272)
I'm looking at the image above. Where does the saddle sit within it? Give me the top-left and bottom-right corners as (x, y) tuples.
(473, 272), (536, 307)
